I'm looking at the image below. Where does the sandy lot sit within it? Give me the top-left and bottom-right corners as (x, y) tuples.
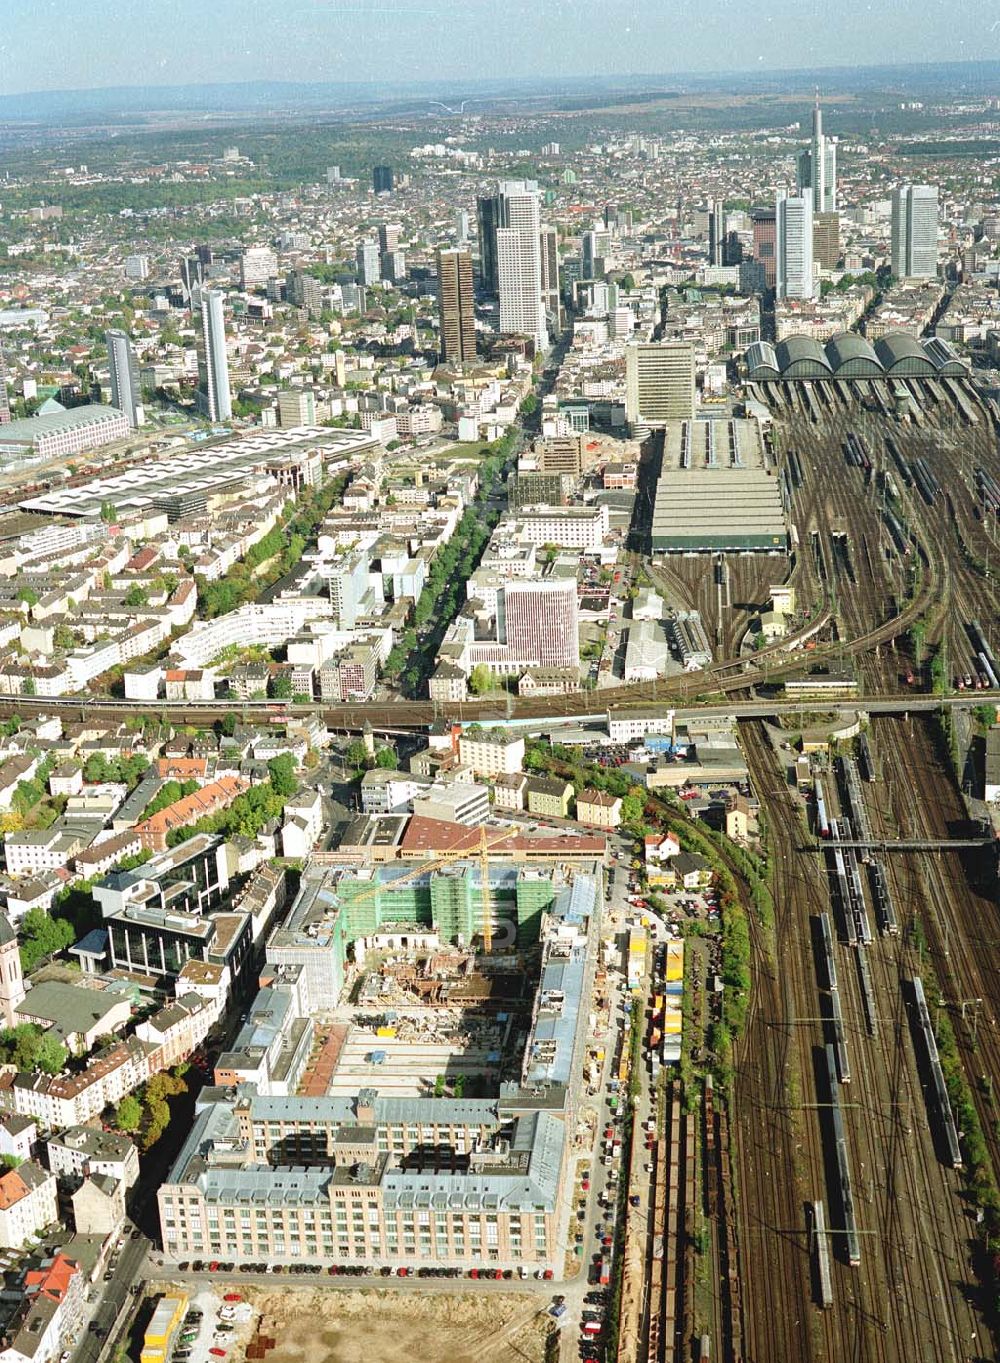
(236, 1288), (552, 1363)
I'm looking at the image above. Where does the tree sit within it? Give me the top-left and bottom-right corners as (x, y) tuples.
(267, 754), (297, 798)
(219, 712), (238, 738)
(468, 664), (492, 696)
(99, 501), (118, 524)
(19, 908), (75, 971)
(35, 1032), (68, 1076)
(123, 584), (148, 609)
(621, 794), (646, 827)
(374, 746), (397, 769)
(270, 673), (293, 700)
(21, 677), (35, 697)
(345, 739), (369, 770)
(17, 586), (38, 607)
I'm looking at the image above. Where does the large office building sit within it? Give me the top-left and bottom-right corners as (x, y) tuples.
(476, 194), (502, 294)
(891, 184), (939, 279)
(0, 404), (130, 461)
(356, 241), (381, 287)
(373, 166), (394, 193)
(751, 207), (777, 290)
(239, 246), (278, 290)
(499, 577), (579, 670)
(625, 341), (696, 428)
(796, 99), (837, 214)
(436, 248), (477, 365)
(106, 329), (145, 429)
(776, 193), (814, 300)
(495, 181), (548, 353)
(707, 199), (725, 268)
(581, 228), (611, 282)
(0, 350), (10, 425)
(813, 212), (841, 271)
(539, 226), (562, 335)
(158, 870), (600, 1273)
(195, 290), (232, 423)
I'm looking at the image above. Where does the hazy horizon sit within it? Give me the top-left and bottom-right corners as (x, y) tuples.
(0, 0), (997, 99)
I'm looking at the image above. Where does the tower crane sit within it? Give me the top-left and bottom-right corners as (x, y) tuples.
(342, 823), (524, 953)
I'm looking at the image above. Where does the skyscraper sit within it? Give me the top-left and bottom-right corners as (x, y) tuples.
(476, 194), (502, 295)
(539, 226), (562, 336)
(0, 347), (9, 426)
(581, 229), (611, 282)
(891, 185), (939, 279)
(797, 98), (837, 214)
(436, 248), (477, 365)
(378, 223), (401, 254)
(495, 180), (547, 353)
(196, 290), (232, 423)
(708, 200), (725, 267)
(373, 165), (394, 193)
(751, 207), (777, 290)
(776, 193), (815, 300)
(625, 342), (696, 428)
(106, 329), (145, 429)
(813, 212), (841, 270)
(356, 241), (381, 286)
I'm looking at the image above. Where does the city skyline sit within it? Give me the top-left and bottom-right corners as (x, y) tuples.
(1, 1), (998, 97)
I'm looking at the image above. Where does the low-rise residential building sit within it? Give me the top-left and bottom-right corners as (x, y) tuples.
(411, 781), (490, 827)
(71, 1174), (125, 1236)
(525, 776), (574, 819)
(575, 789), (623, 829)
(0, 1163), (58, 1248)
(492, 771), (527, 812)
(46, 1126), (140, 1189)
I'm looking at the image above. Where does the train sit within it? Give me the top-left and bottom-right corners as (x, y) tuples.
(843, 431), (872, 472)
(811, 1201), (834, 1309)
(825, 1043), (862, 1266)
(818, 911), (838, 992)
(883, 507), (910, 556)
(974, 464), (1000, 517)
(911, 977), (963, 1170)
(830, 987), (851, 1085)
(813, 775), (831, 839)
(856, 732), (875, 783)
(867, 859), (899, 937)
(909, 456), (940, 507)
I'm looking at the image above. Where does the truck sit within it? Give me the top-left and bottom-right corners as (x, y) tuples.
(598, 1257), (611, 1286)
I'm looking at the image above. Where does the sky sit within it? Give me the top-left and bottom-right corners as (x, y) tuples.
(0, 0), (994, 96)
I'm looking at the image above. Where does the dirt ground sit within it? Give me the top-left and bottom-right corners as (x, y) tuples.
(235, 1287), (552, 1363)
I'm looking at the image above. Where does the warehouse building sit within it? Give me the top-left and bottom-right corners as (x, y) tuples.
(651, 419), (787, 553)
(0, 404), (130, 461)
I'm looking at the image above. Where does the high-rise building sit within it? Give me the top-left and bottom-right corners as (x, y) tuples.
(476, 194), (502, 295)
(436, 248), (477, 365)
(0, 348), (9, 426)
(124, 254), (149, 281)
(539, 226), (562, 335)
(581, 229), (612, 281)
(356, 241), (381, 286)
(455, 209), (470, 243)
(373, 165), (394, 193)
(496, 180), (547, 353)
(776, 193), (814, 300)
(751, 207), (777, 290)
(106, 329), (145, 429)
(797, 98), (837, 214)
(625, 342), (696, 428)
(722, 231), (744, 267)
(239, 246), (278, 290)
(378, 223), (401, 254)
(499, 577), (579, 669)
(707, 200), (725, 268)
(380, 249), (406, 284)
(195, 290), (232, 423)
(277, 389), (316, 428)
(286, 270), (324, 319)
(891, 185), (939, 279)
(813, 212), (841, 271)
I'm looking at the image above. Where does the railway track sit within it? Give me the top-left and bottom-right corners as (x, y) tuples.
(735, 721), (990, 1362)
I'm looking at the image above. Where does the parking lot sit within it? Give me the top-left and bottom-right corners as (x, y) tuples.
(161, 1288), (254, 1363)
